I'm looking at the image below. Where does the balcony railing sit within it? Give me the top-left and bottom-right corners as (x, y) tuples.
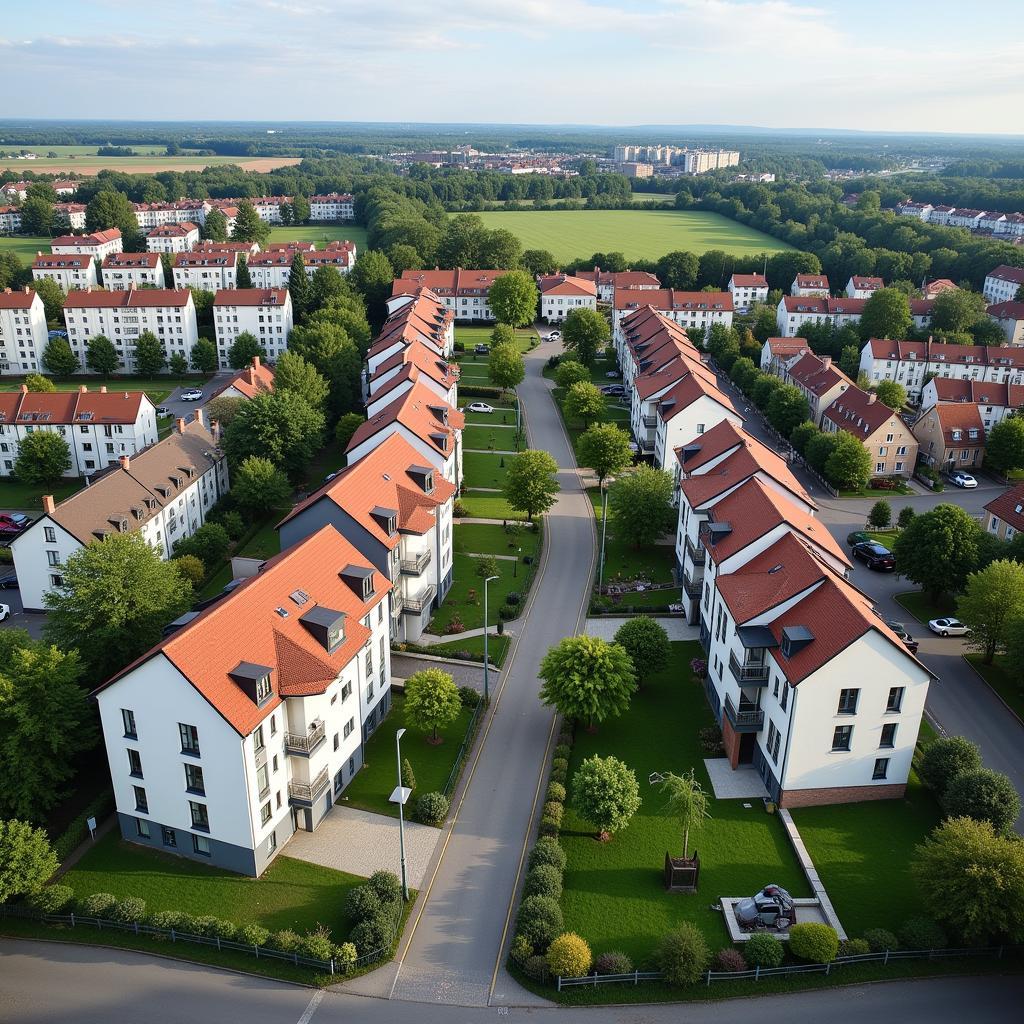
(642, 414), (657, 429)
(284, 720), (326, 756)
(639, 438), (655, 453)
(682, 569), (703, 598)
(288, 765), (330, 805)
(729, 650), (770, 685)
(685, 536), (706, 567)
(724, 694), (764, 733)
(400, 549), (432, 575)
(402, 584), (437, 615)
(391, 591), (404, 616)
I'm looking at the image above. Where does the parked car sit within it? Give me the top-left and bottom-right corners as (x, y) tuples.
(601, 385), (625, 396)
(0, 513), (30, 531)
(949, 470), (978, 488)
(846, 530), (870, 546)
(467, 402), (494, 414)
(887, 622), (919, 654)
(928, 617), (970, 637)
(180, 388), (204, 402)
(323, 471), (340, 484)
(0, 604), (9, 621)
(0, 572), (18, 590)
(155, 406), (171, 417)
(547, 330), (561, 340)
(852, 541), (895, 571)
(605, 371), (620, 379)
(474, 344), (490, 355)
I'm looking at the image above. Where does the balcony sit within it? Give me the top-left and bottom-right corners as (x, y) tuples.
(684, 536), (706, 567)
(288, 765), (330, 805)
(284, 720), (326, 756)
(724, 694), (764, 733)
(729, 650), (769, 685)
(391, 591), (404, 616)
(639, 437), (655, 454)
(682, 569), (703, 599)
(402, 584), (437, 615)
(642, 414), (657, 429)
(400, 549), (432, 576)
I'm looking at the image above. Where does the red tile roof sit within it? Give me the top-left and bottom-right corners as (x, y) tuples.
(209, 357), (275, 401)
(0, 287), (38, 310)
(370, 340), (457, 392)
(731, 274), (768, 288)
(394, 268), (509, 297)
(103, 252), (161, 269)
(987, 265), (1024, 286)
(656, 369), (736, 423)
(213, 288), (289, 307)
(51, 229), (121, 247)
(345, 380), (464, 458)
(786, 352), (852, 398)
(147, 222), (198, 237)
(822, 385), (904, 438)
(64, 288), (191, 309)
(794, 275), (829, 289)
(575, 267), (661, 288)
(537, 274), (597, 298)
(930, 403), (986, 447)
(988, 301), (1024, 321)
(984, 483), (1024, 534)
(33, 253), (92, 269)
(175, 250), (237, 268)
(614, 288), (733, 313)
(765, 337), (809, 359)
(0, 384), (149, 429)
(928, 378), (1024, 408)
(849, 276), (884, 289)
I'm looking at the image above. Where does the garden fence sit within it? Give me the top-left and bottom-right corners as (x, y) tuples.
(441, 695), (487, 799)
(0, 896), (404, 976)
(556, 944), (1017, 991)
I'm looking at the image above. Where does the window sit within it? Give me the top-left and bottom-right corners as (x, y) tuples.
(185, 763), (205, 794)
(365, 681), (374, 704)
(189, 801), (209, 832)
(255, 674), (272, 705)
(127, 749), (143, 777)
(343, 718), (354, 739)
(47, 550), (60, 567)
(766, 721), (779, 763)
(192, 834), (211, 857)
(780, 681), (789, 711)
(832, 725), (853, 751)
(333, 732), (340, 751)
(873, 757), (890, 780)
(133, 786), (148, 813)
(253, 725), (264, 752)
(837, 688), (860, 715)
(341, 681), (352, 702)
(44, 526), (55, 543)
(886, 687), (904, 713)
(268, 830), (277, 854)
(179, 723), (200, 756)
(272, 754), (278, 773)
(136, 817), (150, 839)
(270, 714), (277, 736)
(260, 801), (272, 826)
(49, 573), (63, 587)
(122, 708), (137, 738)
(880, 723), (898, 748)
(257, 763), (270, 799)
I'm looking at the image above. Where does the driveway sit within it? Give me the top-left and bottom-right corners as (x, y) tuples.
(0, 584), (46, 638)
(158, 372), (234, 420)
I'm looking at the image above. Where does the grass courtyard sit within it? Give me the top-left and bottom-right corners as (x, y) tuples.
(474, 210), (794, 262)
(462, 423), (522, 452)
(455, 324), (537, 355)
(0, 475), (83, 511)
(558, 641), (810, 963)
(456, 493), (526, 521)
(423, 633), (512, 668)
(462, 451), (511, 490)
(428, 552), (523, 633)
(267, 224), (367, 253)
(453, 521), (540, 561)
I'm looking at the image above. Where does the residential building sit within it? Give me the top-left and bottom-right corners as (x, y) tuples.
(102, 252), (166, 291)
(393, 269), (509, 322)
(0, 385), (158, 479)
(195, 240), (261, 257)
(845, 276), (884, 299)
(613, 289), (733, 335)
(911, 402), (985, 473)
(279, 434), (457, 642)
(922, 279), (958, 300)
(366, 341), (459, 413)
(53, 202), (87, 230)
(32, 252), (98, 291)
(919, 377), (1024, 431)
(11, 414), (228, 611)
(373, 289), (455, 370)
(910, 299), (937, 332)
(984, 484), (1024, 542)
(146, 223), (200, 254)
(896, 201), (934, 220)
(821, 385), (919, 478)
(728, 273), (768, 312)
(983, 265), (1024, 305)
(780, 352), (853, 426)
(616, 304), (695, 395)
(0, 206), (21, 233)
(133, 201), (209, 230)
(651, 366), (741, 472)
(791, 274), (830, 297)
(172, 249), (240, 292)
(777, 295), (863, 337)
(0, 182), (30, 200)
(249, 197), (291, 224)
(309, 193), (355, 221)
(0, 288), (49, 374)
(307, 241), (356, 276)
(538, 274), (597, 322)
(574, 267), (661, 303)
(90, 524), (391, 875)
(946, 208), (987, 230)
(208, 356), (275, 402)
(213, 289), (293, 369)
(987, 301), (1024, 345)
(247, 242), (356, 290)
(345, 379), (464, 488)
(760, 337), (809, 374)
(62, 288), (199, 374)
(51, 229), (123, 260)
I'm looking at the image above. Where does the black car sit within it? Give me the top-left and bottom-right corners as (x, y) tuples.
(0, 572), (18, 589)
(852, 541), (895, 571)
(474, 344), (490, 355)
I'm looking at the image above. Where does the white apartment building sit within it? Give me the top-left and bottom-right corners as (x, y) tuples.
(919, 377), (1024, 431)
(0, 206), (21, 233)
(32, 253), (98, 292)
(613, 289), (734, 336)
(538, 274), (597, 322)
(63, 288), (199, 374)
(309, 193), (355, 221)
(54, 203), (87, 230)
(759, 337), (809, 374)
(366, 340), (459, 412)
(279, 433), (457, 642)
(172, 249), (239, 292)
(987, 301), (1024, 346)
(651, 371), (741, 472)
(791, 274), (830, 297)
(102, 252), (166, 291)
(146, 223), (200, 254)
(11, 415), (228, 611)
(845, 276), (884, 299)
(374, 289), (455, 369)
(983, 265), (1024, 305)
(896, 201), (933, 221)
(393, 269), (509, 322)
(779, 351), (853, 426)
(0, 385), (158, 479)
(90, 524), (391, 876)
(133, 201), (209, 230)
(250, 197), (291, 224)
(728, 273), (768, 312)
(574, 268), (661, 303)
(247, 248), (305, 290)
(213, 289), (293, 369)
(306, 241), (356, 276)
(0, 288), (49, 374)
(51, 230), (123, 260)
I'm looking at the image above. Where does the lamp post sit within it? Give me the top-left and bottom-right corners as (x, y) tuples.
(598, 477), (612, 594)
(392, 728), (410, 901)
(514, 546), (521, 578)
(483, 574), (499, 701)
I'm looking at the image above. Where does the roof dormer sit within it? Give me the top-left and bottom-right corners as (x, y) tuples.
(299, 606), (347, 654)
(340, 564), (375, 602)
(780, 625), (814, 659)
(229, 661), (274, 707)
(371, 505), (399, 537)
(408, 464), (435, 494)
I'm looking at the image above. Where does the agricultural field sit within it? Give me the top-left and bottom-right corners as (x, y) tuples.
(475, 209), (793, 262)
(0, 145), (300, 175)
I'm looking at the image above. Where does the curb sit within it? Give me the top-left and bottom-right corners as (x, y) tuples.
(960, 655), (1024, 729)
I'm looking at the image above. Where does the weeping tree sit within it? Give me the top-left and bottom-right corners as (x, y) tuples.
(659, 769), (711, 860)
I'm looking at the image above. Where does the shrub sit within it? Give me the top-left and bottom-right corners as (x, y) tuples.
(523, 955), (550, 983)
(698, 725), (723, 753)
(839, 938), (871, 956)
(334, 941), (358, 972)
(515, 895), (563, 951)
(302, 925), (335, 961)
(546, 782), (566, 803)
(538, 817), (560, 838)
(788, 923), (839, 963)
(148, 910), (186, 931)
(453, 498), (469, 517)
(349, 917), (390, 957)
(414, 791), (449, 826)
(942, 767), (1022, 835)
(499, 603), (518, 620)
(551, 757), (568, 775)
(219, 510), (246, 541)
(345, 884), (382, 922)
(553, 744), (570, 761)
(657, 922), (711, 986)
(918, 736), (982, 796)
(79, 892), (117, 918)
(237, 923), (270, 947)
(172, 553), (206, 588)
(505, 592), (521, 606)
(863, 928), (900, 953)
(547, 932), (592, 978)
(26, 885), (75, 914)
(541, 800), (564, 824)
(549, 765), (567, 786)
(523, 863), (563, 900)
(899, 917), (948, 950)
(271, 928), (302, 953)
(594, 950), (633, 975)
(557, 731), (573, 748)
(110, 897), (147, 925)
(510, 932), (534, 968)
(176, 914), (202, 935)
(743, 932), (785, 969)
(458, 685), (481, 708)
(713, 947), (747, 973)
(368, 870), (402, 906)
(194, 916), (230, 938)
(528, 837), (566, 873)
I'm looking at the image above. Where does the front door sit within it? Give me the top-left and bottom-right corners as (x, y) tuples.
(739, 733), (756, 765)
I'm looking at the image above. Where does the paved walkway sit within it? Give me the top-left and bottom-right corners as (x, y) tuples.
(285, 806), (443, 890)
(703, 759), (769, 800)
(390, 655), (485, 690)
(585, 615), (697, 641)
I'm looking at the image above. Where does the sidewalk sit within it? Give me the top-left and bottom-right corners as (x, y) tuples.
(54, 815), (117, 879)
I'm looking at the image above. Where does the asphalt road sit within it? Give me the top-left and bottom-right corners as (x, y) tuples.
(1, 939), (1021, 1024)
(158, 372), (234, 421)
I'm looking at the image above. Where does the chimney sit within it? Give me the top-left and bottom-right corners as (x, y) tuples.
(19, 384), (27, 394)
(195, 407), (205, 428)
(100, 385), (107, 393)
(209, 418), (220, 442)
(251, 355), (261, 369)
(820, 355), (832, 369)
(867, 392), (877, 404)
(79, 385), (87, 393)
(119, 455), (131, 471)
(42, 495), (55, 515)
(176, 416), (186, 434)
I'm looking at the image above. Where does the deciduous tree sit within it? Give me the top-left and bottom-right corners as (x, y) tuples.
(0, 820), (59, 902)
(555, 359), (590, 391)
(190, 337), (219, 375)
(404, 668), (462, 743)
(956, 559), (1024, 664)
(538, 635), (636, 729)
(23, 373), (55, 393)
(561, 307), (610, 367)
(859, 287), (912, 341)
(564, 380), (605, 427)
(608, 466), (675, 548)
(273, 350), (329, 409)
(985, 417), (1024, 475)
(824, 431), (873, 490)
(85, 334), (119, 376)
(613, 616), (670, 679)
(875, 379), (907, 410)
(223, 390), (325, 478)
(658, 769), (711, 859)
(503, 449), (560, 522)
(41, 336), (79, 377)
(766, 383), (810, 436)
(228, 331), (267, 370)
(868, 499), (892, 529)
(31, 277), (65, 324)
(232, 456), (292, 515)
(571, 754), (641, 839)
(488, 343), (525, 394)
(132, 330), (165, 376)
(893, 504), (981, 601)
(13, 431), (71, 485)
(232, 200), (270, 246)
(488, 271), (538, 328)
(942, 768), (1021, 836)
(577, 423), (633, 485)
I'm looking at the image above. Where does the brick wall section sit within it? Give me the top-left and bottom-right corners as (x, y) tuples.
(721, 716), (741, 769)
(779, 782), (906, 807)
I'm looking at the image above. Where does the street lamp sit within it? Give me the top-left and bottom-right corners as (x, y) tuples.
(514, 546), (521, 578)
(598, 476), (613, 594)
(389, 728), (411, 901)
(483, 574), (499, 701)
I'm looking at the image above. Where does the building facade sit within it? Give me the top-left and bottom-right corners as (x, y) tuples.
(51, 230), (123, 260)
(213, 289), (294, 369)
(538, 274), (597, 322)
(0, 288), (49, 374)
(31, 253), (98, 292)
(102, 252), (166, 291)
(146, 223), (200, 254)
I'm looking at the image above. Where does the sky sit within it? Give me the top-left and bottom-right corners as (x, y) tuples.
(3, 0), (1024, 133)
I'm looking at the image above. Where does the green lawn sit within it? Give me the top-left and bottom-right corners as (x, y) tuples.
(965, 654), (1024, 722)
(792, 773), (942, 938)
(268, 224), (367, 253)
(342, 694), (472, 819)
(462, 424), (521, 452)
(196, 561), (234, 602)
(235, 515), (286, 561)
(895, 590), (956, 625)
(456, 324), (537, 354)
(0, 476), (83, 511)
(456, 493), (525, 521)
(428, 552), (522, 633)
(460, 405), (519, 428)
(559, 641), (809, 964)
(62, 831), (360, 939)
(474, 210), (793, 262)
(300, 440), (348, 491)
(453, 522), (540, 560)
(0, 374), (191, 405)
(424, 633), (511, 667)
(463, 451), (511, 489)
(0, 235), (53, 262)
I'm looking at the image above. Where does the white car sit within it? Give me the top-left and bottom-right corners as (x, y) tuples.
(467, 402), (494, 414)
(180, 388), (204, 402)
(547, 330), (561, 340)
(0, 604), (9, 622)
(928, 617), (969, 637)
(950, 471), (977, 488)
